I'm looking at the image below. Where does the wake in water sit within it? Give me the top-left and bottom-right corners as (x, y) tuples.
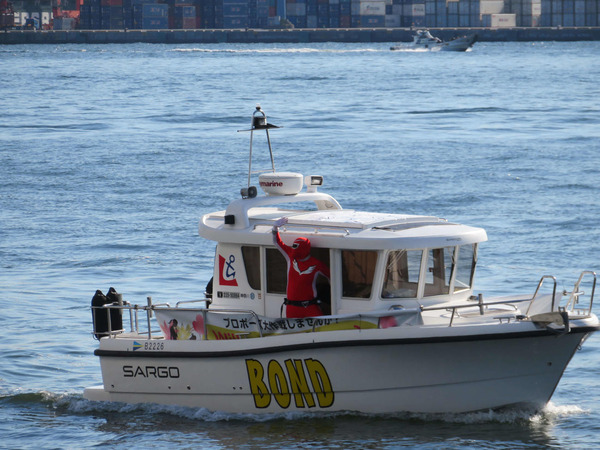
(171, 47), (380, 53)
(8, 390), (587, 425)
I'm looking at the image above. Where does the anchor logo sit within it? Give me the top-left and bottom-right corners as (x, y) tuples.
(219, 254), (238, 286)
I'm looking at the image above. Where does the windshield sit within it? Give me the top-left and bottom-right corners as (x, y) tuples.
(382, 244), (477, 299)
(382, 250), (423, 298)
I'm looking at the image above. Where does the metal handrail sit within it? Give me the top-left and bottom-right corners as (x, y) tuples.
(94, 272), (596, 337)
(422, 297), (526, 327)
(565, 271), (596, 315)
(422, 298), (528, 313)
(525, 275), (557, 315)
(176, 299), (211, 307)
(95, 294), (542, 336)
(98, 300), (424, 338)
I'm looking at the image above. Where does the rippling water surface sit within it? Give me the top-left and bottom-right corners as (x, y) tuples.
(1, 41), (600, 448)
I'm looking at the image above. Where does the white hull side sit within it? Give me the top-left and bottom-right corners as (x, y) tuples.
(84, 328), (590, 414)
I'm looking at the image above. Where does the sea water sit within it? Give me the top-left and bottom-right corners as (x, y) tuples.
(1, 41), (599, 448)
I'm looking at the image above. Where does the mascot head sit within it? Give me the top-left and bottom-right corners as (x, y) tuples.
(292, 237), (311, 260)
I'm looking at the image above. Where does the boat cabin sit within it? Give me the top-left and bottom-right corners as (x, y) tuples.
(199, 174), (487, 317)
(199, 106), (487, 318)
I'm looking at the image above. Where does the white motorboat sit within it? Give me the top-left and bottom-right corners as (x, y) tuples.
(84, 106), (598, 414)
(391, 30), (477, 52)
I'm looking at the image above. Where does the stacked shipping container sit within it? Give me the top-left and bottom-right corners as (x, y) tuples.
(12, 0), (53, 28)
(171, 5), (196, 28)
(540, 0), (598, 24)
(80, 0), (168, 29)
(70, 0), (600, 29)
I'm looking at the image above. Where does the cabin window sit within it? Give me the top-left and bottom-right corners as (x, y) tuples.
(266, 248), (287, 294)
(265, 247), (331, 296)
(423, 247), (455, 297)
(454, 244), (476, 292)
(342, 250), (377, 299)
(382, 250), (423, 299)
(241, 246), (261, 290)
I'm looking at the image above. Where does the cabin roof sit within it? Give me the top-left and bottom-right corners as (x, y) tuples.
(199, 193), (487, 250)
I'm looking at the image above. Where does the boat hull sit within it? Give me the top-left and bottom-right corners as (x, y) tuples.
(84, 325), (594, 414)
(439, 34), (478, 51)
(391, 34), (477, 52)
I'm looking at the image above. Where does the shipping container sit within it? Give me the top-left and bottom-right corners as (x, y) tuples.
(359, 1), (385, 15)
(384, 12), (400, 24)
(287, 14), (307, 26)
(491, 12), (516, 25)
(133, 2), (168, 28)
(133, 3), (168, 17)
(562, 11), (574, 24)
(222, 15), (245, 27)
(359, 13), (384, 24)
(584, 0), (597, 24)
(173, 4), (196, 28)
(224, 3), (248, 15)
(138, 16), (168, 27)
(447, 12), (458, 25)
(53, 16), (76, 29)
(447, 0), (458, 14)
(424, 0), (435, 14)
(287, 2), (306, 14)
(411, 3), (425, 15)
(411, 14), (424, 24)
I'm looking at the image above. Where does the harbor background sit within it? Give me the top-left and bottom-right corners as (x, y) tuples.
(3, 26), (600, 44)
(1, 41), (600, 448)
(2, 0), (600, 43)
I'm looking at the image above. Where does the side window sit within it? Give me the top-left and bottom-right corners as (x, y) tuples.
(265, 246), (331, 296)
(424, 247), (455, 297)
(266, 248), (287, 294)
(342, 250), (377, 299)
(382, 250), (423, 298)
(454, 244), (476, 292)
(241, 246), (261, 290)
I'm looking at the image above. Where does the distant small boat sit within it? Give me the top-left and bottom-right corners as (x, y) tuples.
(391, 29), (477, 52)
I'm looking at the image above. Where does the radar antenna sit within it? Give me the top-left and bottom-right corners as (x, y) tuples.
(238, 105), (280, 193)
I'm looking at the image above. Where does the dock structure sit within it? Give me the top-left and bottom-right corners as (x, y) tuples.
(2, 26), (600, 44)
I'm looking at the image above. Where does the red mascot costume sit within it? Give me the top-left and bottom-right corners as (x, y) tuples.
(273, 217), (330, 318)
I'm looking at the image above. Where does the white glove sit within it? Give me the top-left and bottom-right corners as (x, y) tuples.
(274, 217), (288, 228)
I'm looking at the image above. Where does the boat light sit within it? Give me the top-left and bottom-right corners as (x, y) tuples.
(305, 175), (324, 193)
(241, 186), (257, 199)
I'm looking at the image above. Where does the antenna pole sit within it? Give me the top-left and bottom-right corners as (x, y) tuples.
(248, 129), (254, 188)
(238, 105), (280, 191)
(266, 129), (275, 173)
